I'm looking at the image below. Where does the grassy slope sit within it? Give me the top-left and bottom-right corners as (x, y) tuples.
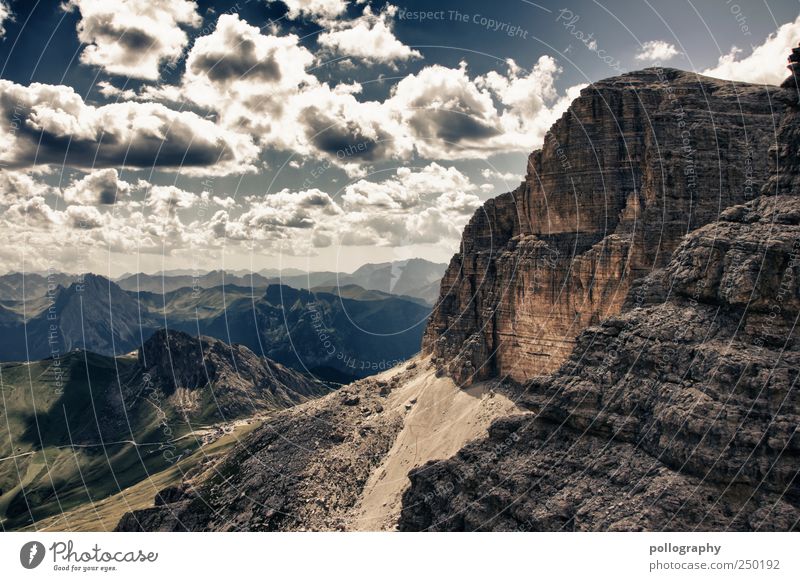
(0, 352), (204, 530)
(24, 420), (262, 532)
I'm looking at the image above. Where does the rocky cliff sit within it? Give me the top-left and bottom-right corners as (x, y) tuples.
(424, 68), (784, 384)
(400, 194), (800, 531)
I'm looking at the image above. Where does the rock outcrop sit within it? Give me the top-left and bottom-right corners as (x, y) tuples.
(399, 195), (800, 531)
(424, 68), (784, 384)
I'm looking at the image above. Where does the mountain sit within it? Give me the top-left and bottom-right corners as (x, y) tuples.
(0, 276), (430, 384)
(0, 271), (80, 301)
(423, 68), (785, 385)
(343, 259), (447, 305)
(115, 270), (274, 294)
(114, 359), (518, 531)
(0, 273), (159, 361)
(0, 329), (325, 530)
(187, 284), (431, 383)
(115, 65), (800, 532)
(399, 195), (800, 531)
(113, 259), (447, 305)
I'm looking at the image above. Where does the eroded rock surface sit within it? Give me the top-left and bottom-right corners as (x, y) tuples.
(424, 68), (785, 384)
(399, 195), (800, 531)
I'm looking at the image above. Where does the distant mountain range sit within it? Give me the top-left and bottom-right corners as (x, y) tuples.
(111, 258), (446, 305)
(0, 271), (433, 384)
(0, 329), (325, 530)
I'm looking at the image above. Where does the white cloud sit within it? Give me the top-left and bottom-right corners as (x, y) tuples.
(217, 188), (342, 241)
(0, 170), (53, 204)
(634, 40), (679, 62)
(342, 162), (475, 210)
(318, 4), (421, 64)
(702, 15), (800, 85)
(180, 14), (316, 142)
(66, 204), (104, 229)
(64, 0), (201, 80)
(481, 168), (518, 181)
(97, 81), (138, 101)
(272, 0), (347, 22)
(0, 80), (259, 175)
(63, 168), (132, 205)
(0, 0), (13, 39)
(137, 13), (582, 168)
(146, 184), (199, 215)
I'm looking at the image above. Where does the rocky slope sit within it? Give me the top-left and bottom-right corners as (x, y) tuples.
(114, 358), (518, 531)
(136, 329), (327, 420)
(399, 194), (800, 531)
(424, 68), (784, 384)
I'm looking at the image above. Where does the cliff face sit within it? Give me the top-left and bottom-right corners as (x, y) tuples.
(400, 194), (800, 531)
(424, 68), (783, 384)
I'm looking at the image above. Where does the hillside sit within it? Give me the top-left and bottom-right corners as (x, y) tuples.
(400, 195), (800, 531)
(0, 329), (325, 530)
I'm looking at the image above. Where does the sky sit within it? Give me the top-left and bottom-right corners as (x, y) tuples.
(0, 0), (798, 276)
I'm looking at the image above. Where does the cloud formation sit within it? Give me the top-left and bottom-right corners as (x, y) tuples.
(0, 80), (259, 175)
(318, 5), (421, 64)
(62, 168), (132, 205)
(702, 15), (800, 85)
(0, 0), (13, 39)
(64, 0), (201, 80)
(272, 0), (347, 22)
(635, 40), (679, 62)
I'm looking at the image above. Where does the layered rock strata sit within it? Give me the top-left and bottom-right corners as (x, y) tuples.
(400, 195), (800, 531)
(424, 68), (784, 384)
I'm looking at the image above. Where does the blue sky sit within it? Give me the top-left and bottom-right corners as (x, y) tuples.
(0, 0), (798, 276)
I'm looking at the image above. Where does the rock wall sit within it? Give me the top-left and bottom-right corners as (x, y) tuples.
(400, 194), (800, 531)
(424, 68), (784, 384)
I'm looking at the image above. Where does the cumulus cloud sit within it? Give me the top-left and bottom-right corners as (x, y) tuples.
(387, 62), (501, 157)
(63, 168), (132, 205)
(0, 0), (13, 39)
(702, 15), (800, 85)
(205, 161), (481, 254)
(635, 40), (679, 62)
(145, 184), (199, 215)
(481, 168), (519, 181)
(318, 4), (421, 64)
(271, 0), (347, 22)
(66, 204), (105, 229)
(64, 0), (201, 80)
(384, 57), (583, 159)
(139, 13), (581, 168)
(97, 81), (138, 101)
(0, 170), (53, 204)
(0, 80), (259, 175)
(0, 171), (242, 272)
(180, 14), (316, 140)
(215, 188), (342, 241)
(342, 162), (475, 210)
